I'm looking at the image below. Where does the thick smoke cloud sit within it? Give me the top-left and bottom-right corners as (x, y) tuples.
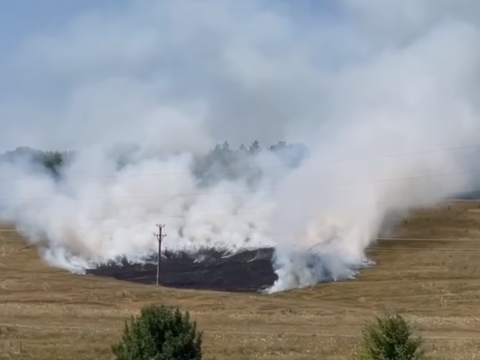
(1, 0), (480, 292)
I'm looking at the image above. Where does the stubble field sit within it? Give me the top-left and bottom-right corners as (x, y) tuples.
(2, 201), (480, 359)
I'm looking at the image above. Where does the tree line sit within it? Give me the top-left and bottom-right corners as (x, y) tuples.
(0, 141), (309, 185)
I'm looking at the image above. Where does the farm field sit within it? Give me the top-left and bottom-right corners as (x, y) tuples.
(2, 201), (480, 359)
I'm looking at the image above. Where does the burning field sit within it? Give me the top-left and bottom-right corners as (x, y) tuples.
(3, 202), (480, 360)
(3, 0), (480, 358)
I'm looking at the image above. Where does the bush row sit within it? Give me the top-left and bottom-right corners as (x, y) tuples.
(112, 304), (428, 360)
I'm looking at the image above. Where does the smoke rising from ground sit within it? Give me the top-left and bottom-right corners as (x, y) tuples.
(1, 0), (480, 292)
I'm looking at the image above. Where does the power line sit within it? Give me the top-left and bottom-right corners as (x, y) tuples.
(0, 140), (478, 182)
(368, 247), (480, 252)
(0, 208), (272, 226)
(3, 233), (480, 255)
(0, 194), (476, 231)
(0, 167), (478, 203)
(376, 237), (480, 242)
(3, 228), (480, 247)
(2, 227), (479, 245)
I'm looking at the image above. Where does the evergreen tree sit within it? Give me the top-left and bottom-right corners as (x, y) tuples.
(112, 304), (203, 360)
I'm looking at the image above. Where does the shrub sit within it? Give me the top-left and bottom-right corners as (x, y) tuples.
(357, 312), (426, 360)
(112, 304), (203, 360)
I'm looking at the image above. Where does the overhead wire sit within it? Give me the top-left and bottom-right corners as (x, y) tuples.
(0, 141), (478, 249)
(0, 167), (477, 203)
(0, 140), (476, 206)
(0, 140), (478, 182)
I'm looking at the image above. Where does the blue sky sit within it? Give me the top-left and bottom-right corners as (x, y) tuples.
(0, 0), (123, 52)
(0, 0), (348, 151)
(4, 0), (477, 153)
(0, 0), (339, 52)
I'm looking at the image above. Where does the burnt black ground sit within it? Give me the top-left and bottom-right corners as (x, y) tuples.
(86, 247), (277, 293)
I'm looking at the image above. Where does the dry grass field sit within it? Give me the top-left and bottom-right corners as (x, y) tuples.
(2, 201), (480, 359)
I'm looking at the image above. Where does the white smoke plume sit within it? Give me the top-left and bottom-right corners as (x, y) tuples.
(1, 0), (480, 292)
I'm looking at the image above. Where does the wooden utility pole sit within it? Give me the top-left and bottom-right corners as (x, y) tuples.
(154, 224), (166, 286)
(0, 233), (5, 257)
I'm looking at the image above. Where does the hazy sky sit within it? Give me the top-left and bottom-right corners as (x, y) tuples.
(1, 0), (479, 152)
(0, 0), (337, 54)
(0, 0), (343, 152)
(0, 1), (121, 50)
